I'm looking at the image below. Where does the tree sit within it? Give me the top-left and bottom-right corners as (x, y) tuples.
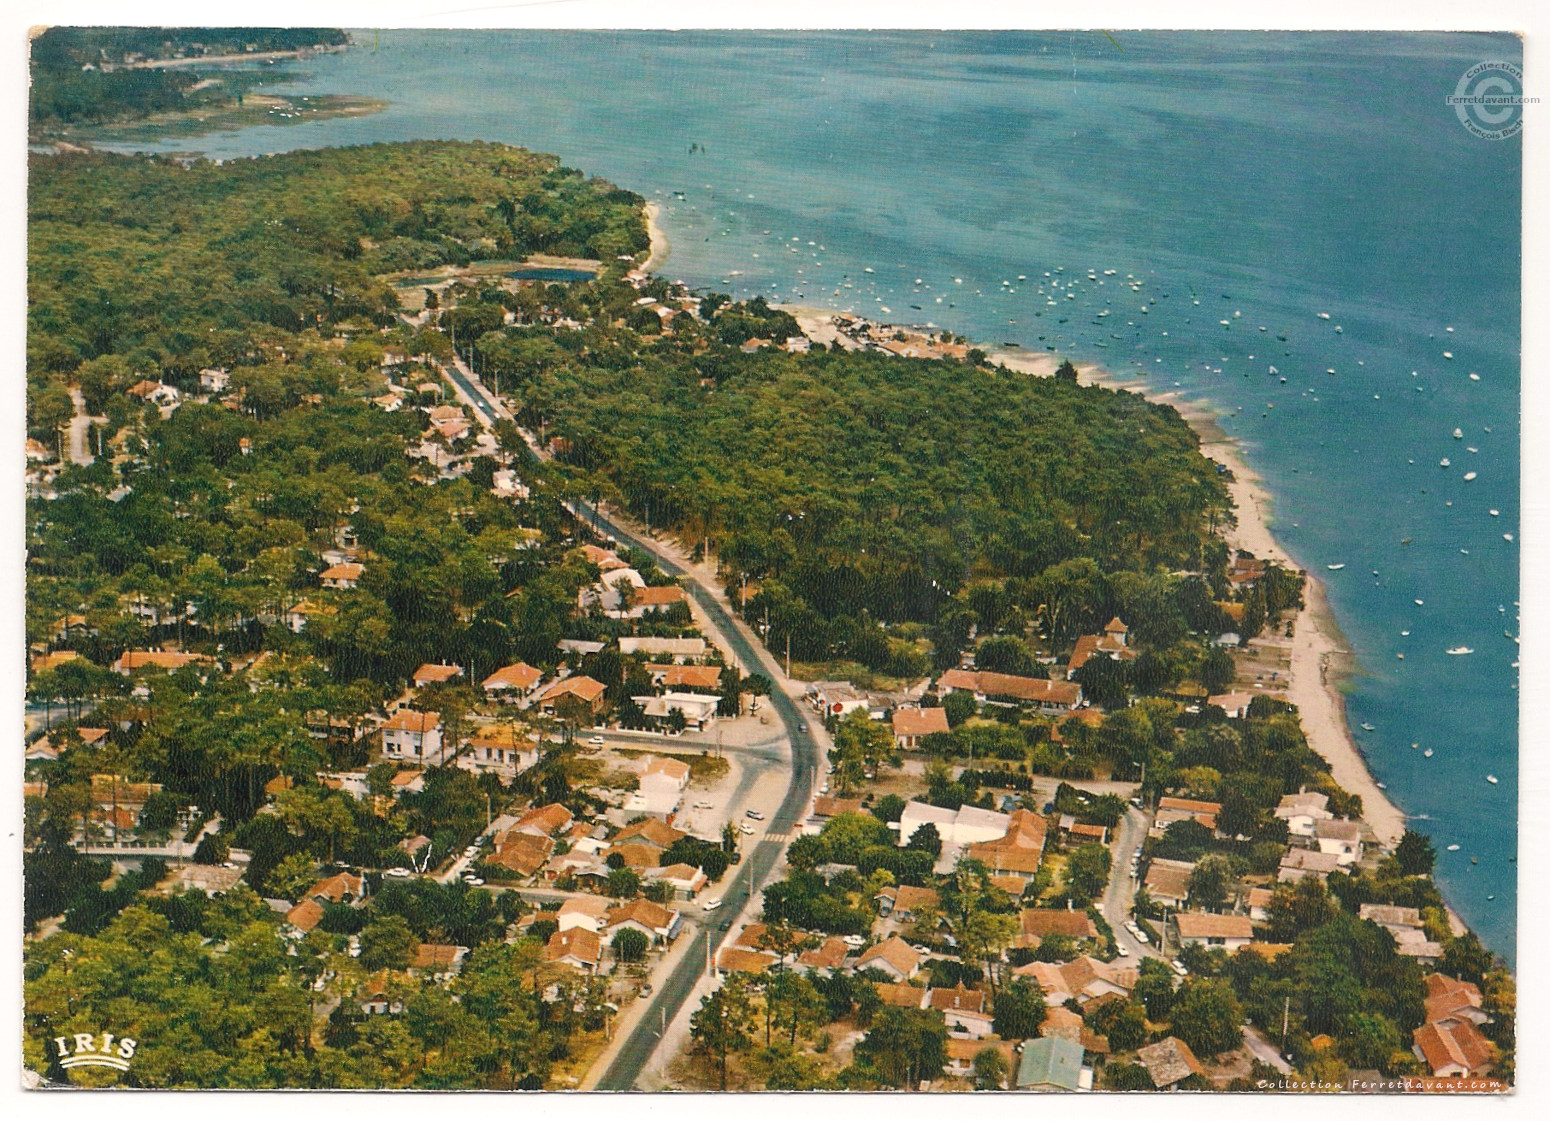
(975, 635), (1036, 677)
(1169, 977), (1243, 1057)
(1133, 957), (1178, 1020)
(905, 821), (942, 858)
(267, 852), (320, 903)
(942, 690), (978, 728)
(359, 914), (419, 971)
(1394, 830), (1437, 877)
(613, 927), (649, 964)
(870, 793), (906, 823)
(972, 1045), (1008, 1089)
(689, 977), (755, 1091)
(1441, 932), (1495, 985)
(1064, 843), (1112, 905)
(606, 867), (641, 899)
(991, 978), (1047, 1039)
(853, 1006), (948, 1089)
(1200, 646), (1236, 694)
(1187, 854), (1235, 912)
(1340, 1011), (1402, 1072)
(1054, 359), (1079, 382)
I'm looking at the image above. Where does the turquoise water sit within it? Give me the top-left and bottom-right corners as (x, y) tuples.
(103, 30), (1519, 960)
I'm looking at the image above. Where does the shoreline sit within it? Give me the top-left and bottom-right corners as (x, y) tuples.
(641, 201), (669, 274)
(777, 305), (1407, 847)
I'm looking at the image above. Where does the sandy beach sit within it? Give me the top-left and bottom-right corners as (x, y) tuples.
(641, 202), (669, 274)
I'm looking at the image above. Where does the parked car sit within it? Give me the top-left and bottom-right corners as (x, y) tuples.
(738, 822), (756, 835)
(384, 867), (412, 879)
(1115, 944), (1130, 957)
(1171, 960), (1189, 977)
(745, 809), (765, 820)
(693, 800), (713, 809)
(1135, 930), (1150, 945)
(639, 983), (653, 997)
(588, 735), (606, 746)
(702, 897), (723, 911)
(464, 846), (480, 858)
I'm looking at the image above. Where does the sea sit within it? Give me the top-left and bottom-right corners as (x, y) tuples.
(93, 30), (1521, 961)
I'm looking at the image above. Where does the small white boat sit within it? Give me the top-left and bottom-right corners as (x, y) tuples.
(1447, 647), (1474, 655)
(1443, 351), (1454, 359)
(1424, 748), (1434, 758)
(1470, 373), (1481, 381)
(1486, 775), (1499, 784)
(1440, 458), (1451, 467)
(1447, 843), (1460, 851)
(1453, 428), (1463, 438)
(1327, 563), (1346, 571)
(1464, 472), (1477, 481)
(1317, 311), (1331, 319)
(1415, 599), (1425, 605)
(1360, 722), (1375, 731)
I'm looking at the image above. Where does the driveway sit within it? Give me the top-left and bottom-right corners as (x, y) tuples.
(1101, 805), (1161, 960)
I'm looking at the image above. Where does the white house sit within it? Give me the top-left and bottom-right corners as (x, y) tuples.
(634, 691), (719, 731)
(1314, 818), (1364, 866)
(557, 895), (613, 935)
(457, 724), (537, 781)
(1275, 790), (1334, 839)
(616, 636), (707, 661)
(626, 755), (692, 819)
(199, 367), (230, 393)
(381, 710), (444, 763)
(1173, 912), (1255, 952)
(897, 801), (1009, 847)
(319, 562), (364, 589)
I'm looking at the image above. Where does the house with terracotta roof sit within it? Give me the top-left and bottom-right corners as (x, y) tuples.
(1424, 974), (1489, 1027)
(319, 562), (364, 589)
(929, 984), (994, 1038)
(620, 583), (688, 619)
(794, 936), (851, 973)
(546, 927), (603, 972)
(1246, 886), (1275, 922)
(645, 663), (723, 691)
(31, 649), (83, 675)
(1137, 1036), (1205, 1088)
(481, 662), (545, 702)
(410, 944), (469, 980)
(1151, 796), (1222, 837)
(282, 599), (336, 633)
(1017, 908), (1099, 948)
(485, 840), (549, 879)
(873, 982), (929, 1009)
(412, 663), (463, 688)
(510, 802), (574, 839)
(604, 899), (682, 944)
(1173, 911), (1254, 951)
(965, 809), (1049, 881)
(1413, 1017), (1494, 1079)
(715, 946), (776, 976)
(612, 818), (687, 852)
(1066, 618), (1138, 679)
(617, 636), (707, 661)
(891, 706), (951, 748)
(938, 669), (1082, 713)
(802, 795), (865, 835)
(558, 895), (614, 934)
(381, 709), (444, 763)
(111, 650), (212, 676)
(853, 936), (923, 982)
(875, 885), (942, 924)
(538, 675), (608, 718)
(1040, 1005), (1111, 1055)
(1014, 956), (1137, 1007)
(946, 1038), (1018, 1085)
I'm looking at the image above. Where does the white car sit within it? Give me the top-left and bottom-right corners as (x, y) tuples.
(745, 809), (765, 820)
(462, 875), (485, 886)
(1135, 930), (1150, 945)
(1172, 960), (1189, 977)
(702, 897), (723, 911)
(588, 735), (606, 746)
(693, 800), (713, 809)
(464, 846), (480, 858)
(1115, 944), (1130, 957)
(819, 784), (830, 795)
(842, 934), (867, 948)
(739, 822), (756, 835)
(384, 867), (412, 879)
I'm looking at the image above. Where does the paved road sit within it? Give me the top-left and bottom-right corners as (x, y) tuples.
(1101, 806), (1161, 960)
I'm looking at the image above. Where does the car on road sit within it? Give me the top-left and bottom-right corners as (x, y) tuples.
(1130, 796), (1144, 808)
(461, 874), (484, 885)
(797, 722), (808, 732)
(693, 800), (713, 809)
(464, 846), (481, 858)
(1115, 944), (1130, 957)
(384, 867), (412, 879)
(702, 898), (723, 911)
(1135, 930), (1150, 945)
(1172, 960), (1189, 977)
(745, 809), (765, 820)
(1124, 920), (1139, 934)
(738, 822), (756, 835)
(588, 735), (606, 746)
(639, 984), (653, 997)
(819, 784), (829, 794)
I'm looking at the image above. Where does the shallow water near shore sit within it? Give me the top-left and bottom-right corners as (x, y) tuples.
(97, 29), (1520, 961)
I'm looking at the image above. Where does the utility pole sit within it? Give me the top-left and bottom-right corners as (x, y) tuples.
(1281, 995), (1290, 1058)
(785, 633), (791, 679)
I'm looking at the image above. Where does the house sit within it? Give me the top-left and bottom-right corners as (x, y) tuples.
(557, 639), (608, 657)
(1173, 912), (1255, 951)
(486, 840), (549, 879)
(938, 669), (1082, 713)
(1208, 692), (1262, 719)
(929, 985), (994, 1038)
(358, 974), (406, 1016)
(1066, 617), (1138, 677)
(391, 770), (426, 796)
(546, 927), (603, 972)
(620, 584), (688, 618)
(604, 899), (683, 945)
(1058, 815), (1110, 845)
(458, 723), (538, 781)
(1017, 908), (1099, 948)
(794, 936), (851, 973)
(509, 802), (574, 839)
(126, 379), (180, 407)
(412, 663), (463, 688)
(715, 947), (776, 976)
(966, 809), (1049, 880)
(1425, 974), (1489, 1027)
(558, 895), (614, 934)
(381, 710), (444, 763)
(1275, 790), (1334, 838)
(31, 649), (82, 675)
(873, 982), (929, 1009)
(1314, 818), (1364, 865)
(1016, 1036), (1089, 1092)
(1014, 957), (1136, 1007)
(111, 650), (211, 676)
(853, 936), (923, 982)
(1278, 848), (1344, 882)
(645, 664), (723, 691)
(875, 885), (942, 924)
(319, 562), (364, 589)
(650, 863), (708, 901)
(1413, 1018), (1494, 1079)
(1246, 887), (1275, 923)
(891, 706), (951, 749)
(1137, 1036), (1205, 1088)
(803, 795), (864, 834)
(580, 543), (628, 572)
(282, 600), (335, 633)
(1152, 796), (1222, 836)
(626, 755), (693, 819)
(285, 872), (367, 934)
(1040, 1005), (1111, 1055)
(199, 367), (230, 393)
(898, 801), (1009, 848)
(538, 675), (608, 719)
(944, 1038), (1017, 1084)
(177, 863), (243, 895)
(617, 636), (707, 661)
(612, 818), (687, 852)
(410, 944), (468, 980)
(1360, 904), (1442, 963)
(481, 662), (545, 702)
(634, 691), (720, 731)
